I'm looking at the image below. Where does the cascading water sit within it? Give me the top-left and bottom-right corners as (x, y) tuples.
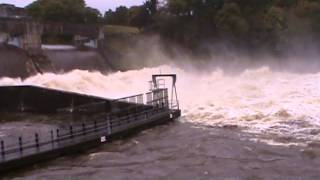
(1, 65), (320, 146)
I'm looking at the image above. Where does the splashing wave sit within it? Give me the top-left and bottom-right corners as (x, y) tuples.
(1, 66), (320, 145)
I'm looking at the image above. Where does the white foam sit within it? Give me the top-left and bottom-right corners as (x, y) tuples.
(1, 66), (320, 145)
(42, 45), (76, 50)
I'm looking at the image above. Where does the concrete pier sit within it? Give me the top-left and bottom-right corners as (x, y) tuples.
(0, 85), (181, 173)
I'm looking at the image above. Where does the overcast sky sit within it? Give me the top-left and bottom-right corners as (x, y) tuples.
(0, 0), (145, 13)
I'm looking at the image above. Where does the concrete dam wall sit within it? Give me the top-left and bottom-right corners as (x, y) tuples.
(0, 45), (111, 78)
(45, 49), (111, 73)
(0, 17), (110, 78)
(0, 45), (29, 78)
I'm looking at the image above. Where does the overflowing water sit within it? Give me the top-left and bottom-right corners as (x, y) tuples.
(1, 66), (320, 146)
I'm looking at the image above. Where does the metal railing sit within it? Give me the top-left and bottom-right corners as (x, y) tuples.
(0, 89), (170, 163)
(150, 74), (179, 110)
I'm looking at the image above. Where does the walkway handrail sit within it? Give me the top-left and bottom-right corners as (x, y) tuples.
(0, 89), (170, 163)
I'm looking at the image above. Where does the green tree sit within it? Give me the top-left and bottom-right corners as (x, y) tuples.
(104, 9), (115, 23)
(145, 0), (158, 16)
(104, 6), (129, 25)
(104, 4), (154, 28)
(105, 0), (320, 53)
(128, 6), (150, 28)
(276, 0), (297, 8)
(26, 0), (101, 23)
(216, 3), (249, 38)
(84, 7), (102, 23)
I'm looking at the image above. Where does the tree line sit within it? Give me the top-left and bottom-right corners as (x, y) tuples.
(105, 0), (320, 54)
(26, 0), (320, 53)
(26, 0), (102, 23)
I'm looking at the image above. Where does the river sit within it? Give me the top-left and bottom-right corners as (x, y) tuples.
(1, 65), (320, 179)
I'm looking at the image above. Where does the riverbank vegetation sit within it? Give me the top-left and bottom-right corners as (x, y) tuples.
(25, 0), (320, 56)
(26, 0), (102, 23)
(105, 0), (320, 55)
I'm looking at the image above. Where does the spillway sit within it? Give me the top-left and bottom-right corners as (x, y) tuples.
(0, 45), (112, 78)
(44, 49), (111, 73)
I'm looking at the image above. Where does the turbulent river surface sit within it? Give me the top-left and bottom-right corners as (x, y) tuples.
(1, 66), (320, 179)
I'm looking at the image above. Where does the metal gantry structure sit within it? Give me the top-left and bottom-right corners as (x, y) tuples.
(151, 74), (180, 110)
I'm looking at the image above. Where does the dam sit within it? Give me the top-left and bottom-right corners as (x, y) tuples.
(0, 74), (181, 173)
(2, 2), (320, 179)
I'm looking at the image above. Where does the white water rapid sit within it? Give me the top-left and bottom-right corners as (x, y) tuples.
(1, 65), (320, 146)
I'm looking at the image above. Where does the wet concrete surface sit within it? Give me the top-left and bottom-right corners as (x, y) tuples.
(0, 45), (29, 78)
(0, 115), (52, 151)
(0, 113), (77, 149)
(2, 119), (320, 180)
(0, 45), (112, 79)
(45, 50), (111, 73)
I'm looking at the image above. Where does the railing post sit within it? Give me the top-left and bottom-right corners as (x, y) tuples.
(35, 133), (39, 150)
(1, 140), (5, 158)
(127, 113), (130, 123)
(56, 129), (60, 141)
(156, 103), (160, 112)
(93, 120), (97, 132)
(70, 125), (73, 138)
(82, 123), (86, 135)
(18, 137), (23, 154)
(50, 130), (54, 147)
(106, 116), (112, 135)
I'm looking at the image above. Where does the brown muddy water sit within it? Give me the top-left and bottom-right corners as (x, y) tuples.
(3, 119), (320, 179)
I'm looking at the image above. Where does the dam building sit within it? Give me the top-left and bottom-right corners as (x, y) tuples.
(0, 4), (27, 18)
(0, 4), (104, 50)
(0, 4), (110, 78)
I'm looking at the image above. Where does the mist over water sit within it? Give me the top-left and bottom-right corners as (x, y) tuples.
(1, 63), (320, 146)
